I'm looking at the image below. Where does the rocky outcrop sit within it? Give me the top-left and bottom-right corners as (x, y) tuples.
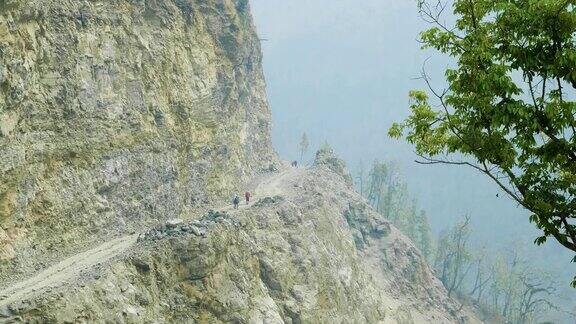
(0, 0), (276, 284)
(6, 166), (479, 323)
(314, 146), (353, 187)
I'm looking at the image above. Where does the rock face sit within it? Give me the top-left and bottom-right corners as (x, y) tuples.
(0, 1), (480, 323)
(0, 0), (276, 283)
(314, 146), (354, 187)
(8, 166), (478, 323)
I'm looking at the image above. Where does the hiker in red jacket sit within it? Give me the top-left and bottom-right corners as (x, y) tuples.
(245, 191), (251, 205)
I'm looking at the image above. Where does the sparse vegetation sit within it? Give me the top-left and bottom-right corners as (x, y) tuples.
(356, 160), (432, 259)
(355, 161), (574, 323)
(434, 220), (568, 324)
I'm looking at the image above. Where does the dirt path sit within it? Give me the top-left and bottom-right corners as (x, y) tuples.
(0, 166), (304, 309)
(0, 234), (138, 308)
(254, 166), (301, 197)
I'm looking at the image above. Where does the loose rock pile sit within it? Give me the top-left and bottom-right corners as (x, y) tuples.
(137, 210), (241, 242)
(253, 195), (284, 207)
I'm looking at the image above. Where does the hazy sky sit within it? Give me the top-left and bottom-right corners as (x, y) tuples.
(250, 0), (518, 233)
(250, 0), (574, 298)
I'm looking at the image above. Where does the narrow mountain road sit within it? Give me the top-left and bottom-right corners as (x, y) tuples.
(0, 166), (303, 309)
(0, 235), (138, 308)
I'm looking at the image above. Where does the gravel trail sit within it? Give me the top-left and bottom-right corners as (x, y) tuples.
(0, 166), (304, 309)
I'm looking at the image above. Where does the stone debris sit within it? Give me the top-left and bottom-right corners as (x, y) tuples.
(166, 219), (183, 227)
(138, 211), (240, 242)
(253, 196), (284, 207)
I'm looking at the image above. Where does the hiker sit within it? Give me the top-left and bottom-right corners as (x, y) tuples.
(233, 194), (240, 209)
(292, 161), (298, 167)
(245, 191), (251, 205)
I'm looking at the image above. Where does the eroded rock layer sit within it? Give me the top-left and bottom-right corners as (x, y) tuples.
(0, 0), (276, 282)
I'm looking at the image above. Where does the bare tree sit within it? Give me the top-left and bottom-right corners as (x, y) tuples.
(469, 249), (494, 304)
(434, 215), (473, 296)
(298, 132), (309, 164)
(356, 160), (365, 197)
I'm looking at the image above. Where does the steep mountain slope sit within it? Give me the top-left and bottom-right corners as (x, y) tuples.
(0, 1), (480, 323)
(0, 0), (276, 284)
(2, 151), (478, 323)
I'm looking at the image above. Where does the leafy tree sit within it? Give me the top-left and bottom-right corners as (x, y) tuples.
(299, 132), (310, 164)
(365, 160), (389, 212)
(416, 210), (433, 261)
(389, 0), (576, 283)
(396, 199), (420, 239)
(360, 160), (433, 255)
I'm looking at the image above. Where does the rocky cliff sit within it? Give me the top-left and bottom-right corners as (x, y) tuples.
(0, 0), (276, 284)
(3, 153), (478, 323)
(0, 1), (480, 323)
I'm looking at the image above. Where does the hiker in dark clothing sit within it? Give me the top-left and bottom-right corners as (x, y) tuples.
(233, 194), (240, 209)
(245, 191), (251, 205)
(292, 161), (298, 167)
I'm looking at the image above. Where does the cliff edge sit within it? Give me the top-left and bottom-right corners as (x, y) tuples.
(2, 158), (478, 323)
